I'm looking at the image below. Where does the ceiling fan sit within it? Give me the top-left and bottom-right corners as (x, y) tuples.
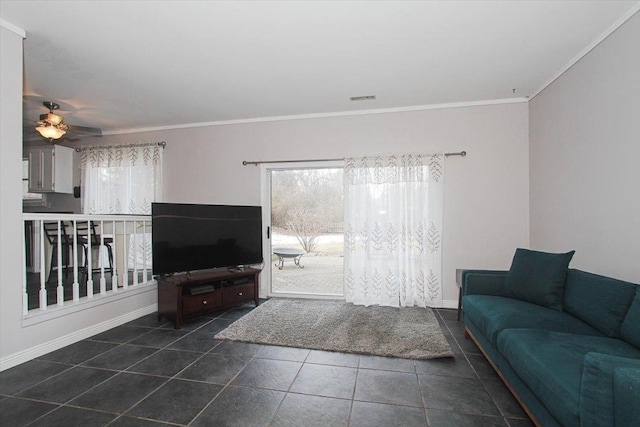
(35, 101), (102, 142)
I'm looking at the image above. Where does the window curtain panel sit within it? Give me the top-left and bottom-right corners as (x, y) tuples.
(80, 143), (163, 215)
(343, 154), (444, 308)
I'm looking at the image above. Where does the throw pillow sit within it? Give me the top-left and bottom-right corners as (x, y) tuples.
(505, 248), (575, 311)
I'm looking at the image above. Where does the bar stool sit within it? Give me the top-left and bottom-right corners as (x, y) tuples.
(76, 221), (114, 281)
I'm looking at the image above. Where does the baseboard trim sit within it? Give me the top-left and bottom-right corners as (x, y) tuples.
(440, 299), (458, 310)
(0, 304), (157, 371)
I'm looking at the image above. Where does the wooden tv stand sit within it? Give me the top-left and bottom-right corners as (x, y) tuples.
(157, 267), (260, 329)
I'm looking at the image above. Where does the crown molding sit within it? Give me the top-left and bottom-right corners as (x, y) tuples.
(530, 4), (640, 100)
(103, 97), (529, 136)
(0, 19), (26, 38)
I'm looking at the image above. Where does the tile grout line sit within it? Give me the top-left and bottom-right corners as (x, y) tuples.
(117, 315), (237, 426)
(186, 340), (266, 426)
(35, 315), (209, 426)
(4, 308), (533, 426)
(442, 310), (517, 425)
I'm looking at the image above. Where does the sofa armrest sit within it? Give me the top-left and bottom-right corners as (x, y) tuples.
(462, 270), (508, 297)
(614, 367), (640, 426)
(580, 352), (640, 427)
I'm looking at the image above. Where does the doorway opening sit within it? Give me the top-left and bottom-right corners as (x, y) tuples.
(267, 167), (344, 297)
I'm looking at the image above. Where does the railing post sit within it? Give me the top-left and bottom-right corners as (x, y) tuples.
(112, 220), (118, 291)
(86, 220), (94, 298)
(39, 220), (47, 310)
(133, 220), (139, 286)
(142, 220), (148, 283)
(56, 220), (64, 306)
(99, 219), (106, 295)
(23, 220), (29, 315)
(122, 220), (129, 289)
(72, 220), (79, 301)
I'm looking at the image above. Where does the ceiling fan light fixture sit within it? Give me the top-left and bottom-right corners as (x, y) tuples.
(36, 123), (66, 140)
(32, 100), (102, 141)
(45, 112), (63, 126)
(35, 101), (67, 141)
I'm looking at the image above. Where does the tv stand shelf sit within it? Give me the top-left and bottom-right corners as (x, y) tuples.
(157, 268), (260, 329)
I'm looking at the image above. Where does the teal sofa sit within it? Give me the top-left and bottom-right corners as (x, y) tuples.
(462, 266), (640, 427)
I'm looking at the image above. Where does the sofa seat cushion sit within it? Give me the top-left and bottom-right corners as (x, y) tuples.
(463, 294), (602, 346)
(497, 329), (640, 427)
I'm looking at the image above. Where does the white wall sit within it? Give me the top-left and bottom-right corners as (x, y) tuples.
(1, 23), (157, 370)
(0, 24), (29, 367)
(529, 12), (640, 283)
(99, 102), (530, 304)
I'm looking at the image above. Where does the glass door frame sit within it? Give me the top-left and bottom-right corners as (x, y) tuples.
(260, 161), (344, 299)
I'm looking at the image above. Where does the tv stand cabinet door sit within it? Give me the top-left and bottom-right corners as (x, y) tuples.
(157, 279), (182, 328)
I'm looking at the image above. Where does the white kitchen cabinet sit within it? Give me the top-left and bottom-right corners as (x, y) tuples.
(26, 145), (73, 193)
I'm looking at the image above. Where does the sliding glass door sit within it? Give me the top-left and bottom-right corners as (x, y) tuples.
(261, 162), (344, 298)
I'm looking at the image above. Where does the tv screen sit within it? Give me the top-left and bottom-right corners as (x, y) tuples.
(152, 202), (263, 276)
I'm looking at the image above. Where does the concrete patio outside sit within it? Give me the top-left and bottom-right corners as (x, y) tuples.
(270, 232), (344, 296)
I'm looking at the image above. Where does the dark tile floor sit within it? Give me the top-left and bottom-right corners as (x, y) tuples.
(0, 304), (534, 427)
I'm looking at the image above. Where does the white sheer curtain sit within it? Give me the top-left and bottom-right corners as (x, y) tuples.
(343, 154), (444, 307)
(80, 143), (163, 215)
(80, 142), (162, 271)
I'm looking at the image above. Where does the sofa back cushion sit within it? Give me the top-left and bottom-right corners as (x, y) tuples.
(621, 288), (640, 348)
(504, 248), (575, 311)
(564, 269), (638, 338)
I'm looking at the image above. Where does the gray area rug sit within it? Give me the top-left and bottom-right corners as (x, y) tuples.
(215, 298), (454, 359)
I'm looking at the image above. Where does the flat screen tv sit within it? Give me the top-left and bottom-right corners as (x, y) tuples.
(152, 202), (263, 276)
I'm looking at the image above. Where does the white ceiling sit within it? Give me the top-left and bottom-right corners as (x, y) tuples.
(1, 1), (639, 138)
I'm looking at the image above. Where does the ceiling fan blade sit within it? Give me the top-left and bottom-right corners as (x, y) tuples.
(65, 124), (103, 137)
(62, 136), (82, 142)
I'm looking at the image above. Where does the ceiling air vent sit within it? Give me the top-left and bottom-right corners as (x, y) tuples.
(349, 95), (376, 101)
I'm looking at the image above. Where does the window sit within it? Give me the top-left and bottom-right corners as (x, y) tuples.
(80, 143), (163, 214)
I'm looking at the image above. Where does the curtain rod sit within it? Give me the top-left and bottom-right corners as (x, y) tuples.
(75, 141), (166, 152)
(242, 151), (466, 166)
